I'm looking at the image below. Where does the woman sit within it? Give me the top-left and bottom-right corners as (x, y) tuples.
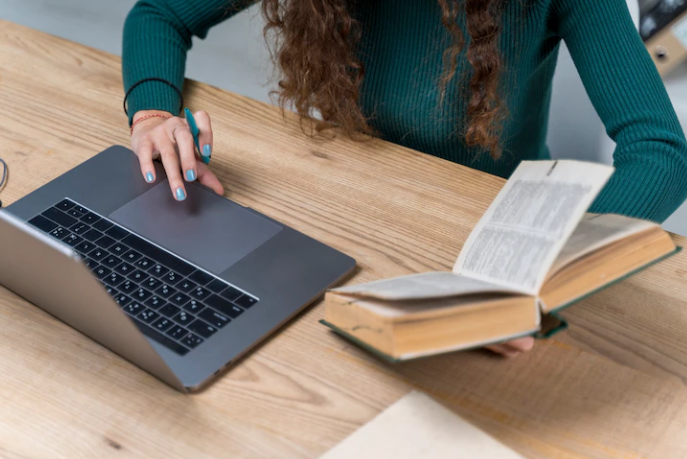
(122, 0), (687, 356)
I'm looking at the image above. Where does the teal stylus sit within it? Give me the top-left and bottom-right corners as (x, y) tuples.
(184, 108), (210, 165)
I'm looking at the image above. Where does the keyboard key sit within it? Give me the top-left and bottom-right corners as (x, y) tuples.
(145, 296), (166, 310)
(56, 199), (75, 211)
(110, 243), (127, 256)
(114, 262), (134, 275)
(173, 311), (194, 326)
(135, 257), (154, 270)
(67, 208), (83, 218)
(123, 302), (144, 316)
(132, 288), (152, 302)
(169, 292), (190, 307)
(95, 235), (116, 249)
(103, 272), (126, 287)
(148, 263), (169, 278)
(49, 227), (69, 239)
(235, 295), (258, 309)
(102, 255), (121, 269)
(105, 225), (130, 240)
(181, 333), (204, 349)
(176, 279), (197, 293)
(79, 211), (101, 225)
(183, 299), (204, 314)
(135, 320), (188, 356)
(90, 248), (108, 261)
(162, 271), (181, 284)
(93, 218), (113, 232)
(156, 284), (176, 298)
(198, 308), (231, 328)
(190, 286), (211, 301)
(103, 285), (118, 297)
(123, 250), (142, 263)
(165, 325), (189, 340)
(29, 215), (58, 233)
(70, 223), (89, 234)
(83, 229), (104, 242)
(206, 294), (241, 317)
(93, 266), (111, 280)
(42, 207), (77, 228)
(205, 295), (243, 319)
(127, 269), (147, 282)
(143, 277), (161, 291)
(188, 270), (214, 286)
(206, 278), (229, 293)
(153, 317), (174, 332)
(119, 280), (136, 294)
(219, 286), (243, 302)
(74, 240), (96, 255)
(62, 233), (83, 247)
(138, 309), (159, 324)
(73, 205), (86, 214)
(122, 250), (141, 263)
(81, 257), (97, 269)
(114, 293), (131, 306)
(158, 304), (181, 318)
(188, 320), (217, 338)
(122, 234), (195, 276)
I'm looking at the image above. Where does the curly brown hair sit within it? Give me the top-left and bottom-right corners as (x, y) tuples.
(262, 0), (507, 159)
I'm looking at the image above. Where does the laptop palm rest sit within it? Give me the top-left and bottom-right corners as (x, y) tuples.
(108, 181), (282, 275)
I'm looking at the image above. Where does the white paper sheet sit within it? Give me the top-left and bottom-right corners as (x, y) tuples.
(321, 391), (526, 459)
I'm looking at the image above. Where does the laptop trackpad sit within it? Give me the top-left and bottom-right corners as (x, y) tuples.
(109, 181), (283, 275)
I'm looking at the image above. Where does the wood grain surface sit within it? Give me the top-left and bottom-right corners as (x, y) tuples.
(1, 19), (687, 459)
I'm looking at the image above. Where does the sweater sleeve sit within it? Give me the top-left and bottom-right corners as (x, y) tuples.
(552, 0), (687, 222)
(122, 0), (255, 124)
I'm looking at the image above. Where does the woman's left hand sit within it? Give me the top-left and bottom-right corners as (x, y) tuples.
(486, 337), (535, 357)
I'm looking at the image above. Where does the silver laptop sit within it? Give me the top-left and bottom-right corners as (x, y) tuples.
(0, 146), (355, 392)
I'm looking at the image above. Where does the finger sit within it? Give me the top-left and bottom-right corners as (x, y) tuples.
(502, 337), (535, 353)
(194, 110), (213, 162)
(137, 140), (156, 184)
(158, 137), (186, 201)
(196, 160), (224, 195)
(172, 124), (198, 183)
(485, 344), (519, 357)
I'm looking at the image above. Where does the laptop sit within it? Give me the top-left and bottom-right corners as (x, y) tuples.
(0, 146), (356, 392)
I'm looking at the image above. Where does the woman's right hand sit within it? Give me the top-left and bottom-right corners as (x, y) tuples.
(130, 110), (224, 201)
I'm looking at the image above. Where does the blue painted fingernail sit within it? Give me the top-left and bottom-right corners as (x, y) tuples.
(175, 187), (186, 201)
(186, 169), (197, 182)
(202, 144), (212, 157)
(145, 172), (154, 183)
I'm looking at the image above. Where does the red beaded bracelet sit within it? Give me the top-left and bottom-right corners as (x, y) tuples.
(130, 114), (172, 135)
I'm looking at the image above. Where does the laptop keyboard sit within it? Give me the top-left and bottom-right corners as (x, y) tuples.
(27, 198), (259, 356)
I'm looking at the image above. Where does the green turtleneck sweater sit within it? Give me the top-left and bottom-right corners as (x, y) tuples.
(123, 0), (687, 222)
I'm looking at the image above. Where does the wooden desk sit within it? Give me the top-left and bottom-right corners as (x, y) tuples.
(1, 20), (687, 458)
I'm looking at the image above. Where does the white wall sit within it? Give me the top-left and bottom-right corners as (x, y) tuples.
(0, 0), (276, 105)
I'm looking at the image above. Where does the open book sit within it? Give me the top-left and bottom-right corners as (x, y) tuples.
(322, 160), (679, 361)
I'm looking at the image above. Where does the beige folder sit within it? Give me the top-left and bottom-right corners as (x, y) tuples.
(321, 391), (526, 459)
(646, 12), (687, 76)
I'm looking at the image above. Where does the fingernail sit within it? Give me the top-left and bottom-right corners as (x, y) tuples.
(202, 144), (212, 157)
(145, 172), (154, 183)
(175, 187), (186, 201)
(186, 169), (197, 182)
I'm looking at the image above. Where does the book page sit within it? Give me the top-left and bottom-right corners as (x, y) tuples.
(550, 213), (657, 275)
(332, 272), (520, 301)
(321, 391), (526, 459)
(454, 160), (614, 295)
